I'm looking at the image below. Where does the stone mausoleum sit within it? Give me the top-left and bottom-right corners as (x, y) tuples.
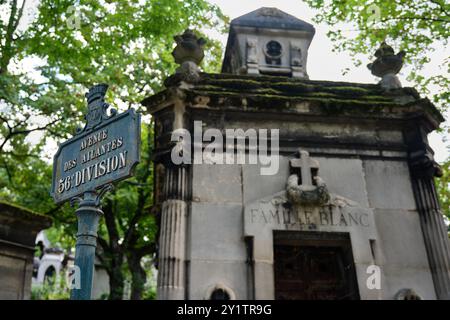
(142, 8), (450, 300)
(0, 201), (52, 299)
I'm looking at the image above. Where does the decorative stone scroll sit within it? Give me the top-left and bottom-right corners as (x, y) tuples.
(246, 37), (259, 75)
(290, 41), (307, 78)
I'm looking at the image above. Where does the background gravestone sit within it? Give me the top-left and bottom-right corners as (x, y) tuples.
(0, 201), (52, 300)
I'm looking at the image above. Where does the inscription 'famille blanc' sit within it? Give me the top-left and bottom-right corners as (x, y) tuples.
(250, 205), (370, 228)
(58, 129), (128, 195)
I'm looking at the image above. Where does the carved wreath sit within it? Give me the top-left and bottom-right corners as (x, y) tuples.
(286, 174), (330, 206)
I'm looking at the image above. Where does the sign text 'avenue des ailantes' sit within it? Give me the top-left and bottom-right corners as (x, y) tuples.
(51, 84), (140, 204)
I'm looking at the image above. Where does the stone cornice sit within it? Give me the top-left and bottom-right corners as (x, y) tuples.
(141, 73), (445, 131)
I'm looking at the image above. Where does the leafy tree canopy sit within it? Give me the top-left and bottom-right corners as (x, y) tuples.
(0, 0), (228, 299)
(303, 0), (449, 111)
(0, 0), (227, 164)
(303, 0), (449, 224)
(0, 0), (227, 209)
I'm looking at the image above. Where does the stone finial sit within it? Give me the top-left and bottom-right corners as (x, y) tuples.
(172, 29), (206, 82)
(286, 149), (330, 206)
(367, 42), (406, 90)
(395, 288), (422, 300)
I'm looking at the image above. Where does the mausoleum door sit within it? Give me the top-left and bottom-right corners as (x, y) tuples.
(273, 231), (360, 300)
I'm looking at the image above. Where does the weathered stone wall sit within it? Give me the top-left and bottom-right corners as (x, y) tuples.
(186, 157), (436, 299)
(0, 202), (52, 300)
(143, 72), (448, 300)
(0, 243), (34, 300)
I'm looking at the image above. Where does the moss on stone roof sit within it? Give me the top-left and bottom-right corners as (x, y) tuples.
(191, 73), (408, 105)
(0, 200), (53, 224)
(157, 72), (417, 104)
(143, 72), (444, 125)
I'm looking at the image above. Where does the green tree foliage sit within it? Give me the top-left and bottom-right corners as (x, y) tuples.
(436, 158), (450, 232)
(303, 0), (450, 224)
(0, 0), (227, 299)
(1, 0), (227, 161)
(31, 273), (71, 300)
(303, 0), (449, 110)
(97, 123), (157, 300)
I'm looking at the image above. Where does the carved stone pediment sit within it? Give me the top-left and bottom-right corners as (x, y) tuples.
(244, 190), (375, 237)
(244, 149), (376, 238)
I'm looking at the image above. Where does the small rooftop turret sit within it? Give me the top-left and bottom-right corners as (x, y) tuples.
(222, 7), (315, 78)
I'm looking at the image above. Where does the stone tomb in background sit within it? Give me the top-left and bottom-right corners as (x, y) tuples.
(0, 202), (52, 299)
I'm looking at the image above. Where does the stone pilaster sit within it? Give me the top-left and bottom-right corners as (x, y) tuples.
(407, 127), (450, 300)
(157, 165), (190, 300)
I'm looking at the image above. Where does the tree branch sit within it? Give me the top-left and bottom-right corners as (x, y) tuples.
(103, 196), (122, 253)
(1, 159), (13, 184)
(1, 0), (18, 72)
(97, 236), (111, 254)
(11, 0), (26, 33)
(381, 16), (450, 23)
(0, 114), (12, 131)
(0, 116), (63, 152)
(135, 243), (156, 257)
(430, 0), (450, 17)
(43, 204), (63, 216)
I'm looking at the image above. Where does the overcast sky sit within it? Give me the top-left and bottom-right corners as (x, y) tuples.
(208, 0), (449, 162)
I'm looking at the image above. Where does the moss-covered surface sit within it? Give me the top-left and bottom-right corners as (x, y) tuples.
(187, 73), (401, 107)
(0, 200), (52, 222)
(143, 72), (443, 125)
(189, 89), (401, 108)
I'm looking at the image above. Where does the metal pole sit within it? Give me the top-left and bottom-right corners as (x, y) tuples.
(70, 185), (112, 300)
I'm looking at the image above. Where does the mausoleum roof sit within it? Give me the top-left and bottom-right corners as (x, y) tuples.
(0, 201), (52, 225)
(230, 7), (315, 33)
(0, 201), (52, 247)
(143, 73), (444, 129)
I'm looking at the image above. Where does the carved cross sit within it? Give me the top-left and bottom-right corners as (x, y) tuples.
(290, 149), (319, 187)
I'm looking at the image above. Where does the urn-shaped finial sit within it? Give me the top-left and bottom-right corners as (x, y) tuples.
(172, 29), (206, 65)
(171, 29), (206, 82)
(367, 42), (406, 90)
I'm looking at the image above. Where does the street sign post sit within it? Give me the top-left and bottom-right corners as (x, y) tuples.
(51, 84), (140, 300)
